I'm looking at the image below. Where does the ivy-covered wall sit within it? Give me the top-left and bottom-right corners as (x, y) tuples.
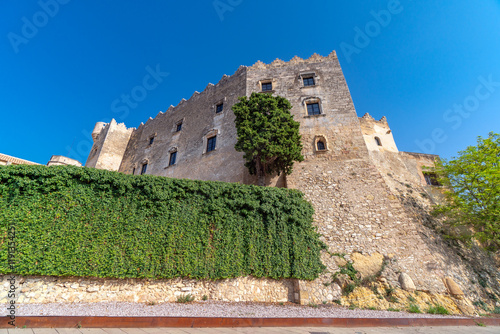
(0, 165), (325, 280)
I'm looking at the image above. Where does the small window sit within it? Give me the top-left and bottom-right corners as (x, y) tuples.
(303, 76), (315, 87)
(141, 163), (148, 175)
(216, 103), (224, 113)
(149, 137), (155, 145)
(207, 136), (217, 152)
(169, 151), (177, 166)
(262, 82), (273, 92)
(375, 137), (382, 146)
(307, 102), (321, 116)
(132, 167), (136, 175)
(317, 141), (326, 151)
(424, 173), (440, 186)
(176, 122), (182, 132)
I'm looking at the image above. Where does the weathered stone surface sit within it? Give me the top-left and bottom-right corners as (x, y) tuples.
(444, 277), (465, 298)
(1, 275), (295, 304)
(351, 252), (384, 279)
(398, 273), (416, 292)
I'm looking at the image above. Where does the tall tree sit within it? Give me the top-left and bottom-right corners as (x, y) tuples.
(232, 92), (304, 186)
(433, 132), (500, 250)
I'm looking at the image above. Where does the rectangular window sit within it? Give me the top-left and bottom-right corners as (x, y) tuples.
(132, 167), (135, 175)
(424, 173), (440, 186)
(303, 77), (315, 87)
(207, 136), (217, 152)
(216, 103), (224, 113)
(141, 163), (148, 175)
(149, 137), (154, 145)
(261, 82), (272, 92)
(307, 103), (321, 115)
(176, 122), (182, 132)
(169, 151), (177, 166)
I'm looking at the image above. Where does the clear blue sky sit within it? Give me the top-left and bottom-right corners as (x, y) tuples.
(1, 0), (499, 164)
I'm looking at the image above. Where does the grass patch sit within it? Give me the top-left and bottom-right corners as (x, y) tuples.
(387, 307), (401, 312)
(408, 304), (421, 314)
(427, 305), (449, 315)
(343, 283), (357, 296)
(176, 294), (195, 303)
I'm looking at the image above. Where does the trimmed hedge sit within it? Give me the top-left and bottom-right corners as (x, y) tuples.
(0, 165), (325, 280)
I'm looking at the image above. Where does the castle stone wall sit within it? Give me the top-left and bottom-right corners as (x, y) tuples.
(79, 52), (499, 308)
(1, 275), (294, 304)
(117, 67), (256, 184)
(85, 119), (133, 171)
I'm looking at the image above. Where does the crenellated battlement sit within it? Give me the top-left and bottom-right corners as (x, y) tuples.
(249, 51), (337, 70)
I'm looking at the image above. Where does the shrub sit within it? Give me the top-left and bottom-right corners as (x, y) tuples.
(0, 165), (326, 280)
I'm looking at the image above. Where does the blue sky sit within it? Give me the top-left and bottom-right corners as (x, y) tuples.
(1, 0), (499, 164)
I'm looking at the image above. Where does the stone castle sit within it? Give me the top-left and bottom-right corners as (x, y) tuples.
(31, 50), (494, 310)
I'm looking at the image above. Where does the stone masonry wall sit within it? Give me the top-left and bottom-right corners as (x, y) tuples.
(86, 119), (133, 171)
(1, 275), (294, 304)
(117, 66), (256, 184)
(76, 51), (499, 308)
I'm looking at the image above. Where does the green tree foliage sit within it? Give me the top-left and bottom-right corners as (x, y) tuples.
(0, 165), (326, 279)
(233, 92), (304, 185)
(433, 132), (500, 250)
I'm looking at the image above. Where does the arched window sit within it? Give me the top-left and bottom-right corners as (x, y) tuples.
(317, 141), (326, 151)
(375, 137), (382, 146)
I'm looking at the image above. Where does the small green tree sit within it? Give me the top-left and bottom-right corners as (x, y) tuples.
(433, 132), (500, 250)
(232, 92), (304, 186)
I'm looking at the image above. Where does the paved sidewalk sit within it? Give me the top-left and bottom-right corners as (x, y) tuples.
(1, 327), (500, 333)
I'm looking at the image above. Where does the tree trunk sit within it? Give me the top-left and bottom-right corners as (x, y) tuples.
(256, 158), (266, 186)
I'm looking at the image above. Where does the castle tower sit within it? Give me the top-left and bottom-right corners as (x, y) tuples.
(85, 119), (134, 171)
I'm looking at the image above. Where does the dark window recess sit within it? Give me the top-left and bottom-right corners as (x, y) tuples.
(132, 167), (135, 175)
(149, 137), (154, 145)
(169, 151), (177, 166)
(307, 103), (321, 115)
(424, 173), (440, 186)
(317, 141), (326, 151)
(262, 82), (273, 91)
(375, 137), (382, 146)
(141, 164), (148, 175)
(207, 136), (217, 152)
(303, 77), (315, 86)
(216, 103), (224, 113)
(176, 122), (182, 132)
